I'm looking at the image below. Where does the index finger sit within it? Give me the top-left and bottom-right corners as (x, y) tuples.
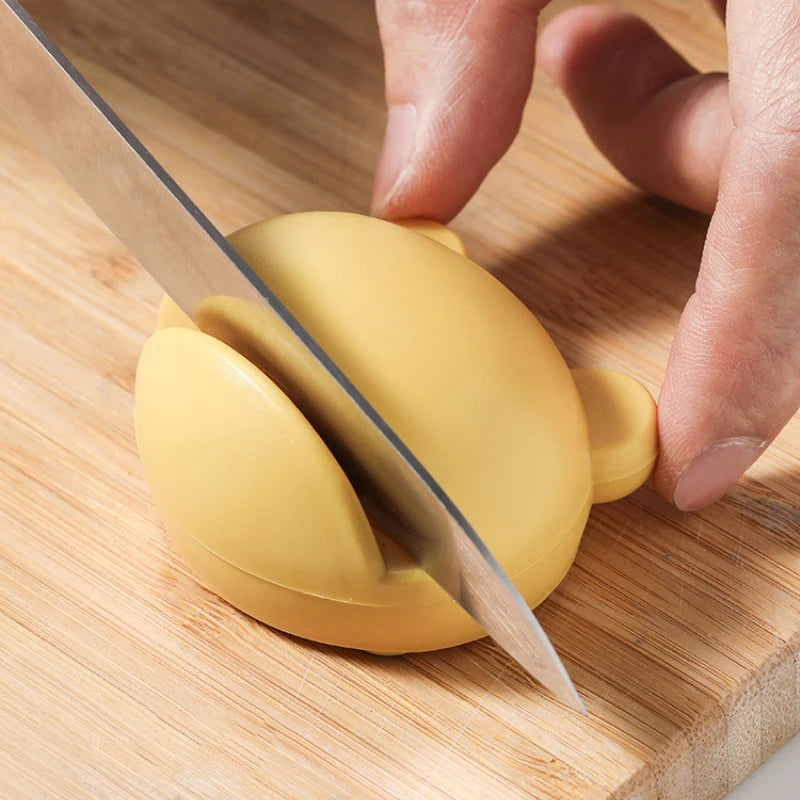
(372, 0), (548, 221)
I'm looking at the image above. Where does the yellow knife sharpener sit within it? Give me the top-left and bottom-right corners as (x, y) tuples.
(134, 212), (657, 654)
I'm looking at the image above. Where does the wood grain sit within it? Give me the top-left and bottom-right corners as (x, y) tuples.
(1, 1), (799, 798)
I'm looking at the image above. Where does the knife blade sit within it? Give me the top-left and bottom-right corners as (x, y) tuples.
(0, 0), (585, 714)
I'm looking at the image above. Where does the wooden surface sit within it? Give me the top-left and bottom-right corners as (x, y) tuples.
(1, 1), (799, 798)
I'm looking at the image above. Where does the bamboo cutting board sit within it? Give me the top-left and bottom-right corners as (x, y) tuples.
(1, 1), (799, 798)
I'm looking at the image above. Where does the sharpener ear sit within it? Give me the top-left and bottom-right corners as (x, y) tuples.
(572, 369), (658, 504)
(396, 219), (468, 255)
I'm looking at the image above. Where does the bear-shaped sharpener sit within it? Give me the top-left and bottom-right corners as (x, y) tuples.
(134, 212), (657, 654)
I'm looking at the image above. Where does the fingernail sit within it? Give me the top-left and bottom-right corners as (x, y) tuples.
(673, 437), (766, 512)
(371, 103), (417, 217)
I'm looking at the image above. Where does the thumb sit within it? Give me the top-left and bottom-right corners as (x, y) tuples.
(659, 129), (800, 510)
(372, 0), (546, 221)
(660, 0), (800, 510)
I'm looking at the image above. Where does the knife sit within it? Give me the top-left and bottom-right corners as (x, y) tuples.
(0, 0), (585, 714)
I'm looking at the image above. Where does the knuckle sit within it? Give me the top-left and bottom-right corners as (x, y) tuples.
(723, 124), (800, 229)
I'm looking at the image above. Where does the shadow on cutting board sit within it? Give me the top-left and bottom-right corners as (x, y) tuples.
(482, 193), (705, 374)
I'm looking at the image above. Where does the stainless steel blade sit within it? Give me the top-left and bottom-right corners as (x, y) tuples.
(0, 0), (585, 713)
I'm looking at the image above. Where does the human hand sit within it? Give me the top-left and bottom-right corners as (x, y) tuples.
(371, 0), (800, 511)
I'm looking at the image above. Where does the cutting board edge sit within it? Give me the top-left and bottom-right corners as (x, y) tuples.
(613, 632), (800, 800)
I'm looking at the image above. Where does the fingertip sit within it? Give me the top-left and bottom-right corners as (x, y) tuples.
(653, 381), (767, 510)
(671, 437), (766, 511)
(370, 103), (418, 219)
(373, 0), (540, 221)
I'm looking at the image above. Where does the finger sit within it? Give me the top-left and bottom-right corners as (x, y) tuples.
(537, 5), (733, 213)
(658, 132), (800, 508)
(372, 0), (546, 221)
(658, 0), (800, 509)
